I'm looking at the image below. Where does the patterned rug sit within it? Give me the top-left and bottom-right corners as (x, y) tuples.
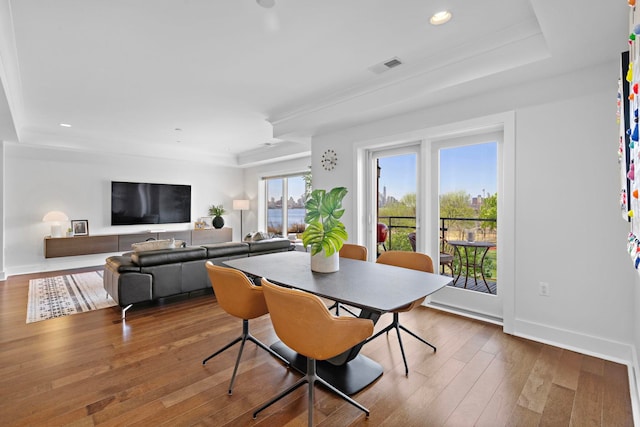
(26, 271), (116, 323)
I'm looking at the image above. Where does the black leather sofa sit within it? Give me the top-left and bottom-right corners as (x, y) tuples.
(103, 239), (292, 318)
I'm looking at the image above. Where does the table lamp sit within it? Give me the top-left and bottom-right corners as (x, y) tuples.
(42, 211), (69, 238)
(232, 199), (250, 240)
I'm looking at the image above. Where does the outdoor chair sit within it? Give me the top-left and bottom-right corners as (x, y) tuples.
(407, 232), (455, 276)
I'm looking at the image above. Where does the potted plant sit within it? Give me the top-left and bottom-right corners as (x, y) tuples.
(302, 187), (348, 273)
(208, 204), (226, 229)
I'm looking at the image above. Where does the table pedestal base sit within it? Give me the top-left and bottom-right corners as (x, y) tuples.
(270, 341), (383, 395)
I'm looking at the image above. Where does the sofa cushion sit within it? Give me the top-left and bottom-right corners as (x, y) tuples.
(201, 242), (249, 258)
(131, 246), (206, 267)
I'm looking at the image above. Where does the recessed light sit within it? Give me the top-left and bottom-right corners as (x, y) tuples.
(59, 123), (72, 128)
(430, 10), (452, 25)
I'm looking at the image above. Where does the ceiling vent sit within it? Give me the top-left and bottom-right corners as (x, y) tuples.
(369, 57), (403, 74)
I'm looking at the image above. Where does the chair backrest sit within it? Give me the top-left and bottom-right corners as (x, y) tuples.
(376, 250), (434, 273)
(205, 262), (269, 320)
(339, 243), (368, 261)
(261, 278), (374, 361)
(408, 232), (416, 252)
(376, 251), (434, 311)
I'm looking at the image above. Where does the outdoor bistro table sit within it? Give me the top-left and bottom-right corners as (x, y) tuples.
(224, 251), (452, 395)
(447, 240), (496, 294)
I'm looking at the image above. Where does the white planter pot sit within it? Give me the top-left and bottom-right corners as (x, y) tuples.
(310, 250), (339, 273)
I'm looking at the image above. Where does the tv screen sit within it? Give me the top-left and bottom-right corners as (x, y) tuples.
(111, 181), (191, 226)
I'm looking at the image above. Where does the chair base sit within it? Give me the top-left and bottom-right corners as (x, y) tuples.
(202, 319), (289, 394)
(366, 312), (435, 376)
(253, 357), (369, 427)
(270, 340), (383, 395)
(327, 301), (359, 317)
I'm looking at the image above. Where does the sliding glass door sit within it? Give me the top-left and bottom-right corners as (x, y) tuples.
(429, 132), (502, 320)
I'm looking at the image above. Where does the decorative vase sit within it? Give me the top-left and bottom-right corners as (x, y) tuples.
(212, 216), (224, 229)
(310, 250), (339, 273)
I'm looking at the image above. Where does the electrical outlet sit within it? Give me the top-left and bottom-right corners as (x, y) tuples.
(539, 282), (550, 297)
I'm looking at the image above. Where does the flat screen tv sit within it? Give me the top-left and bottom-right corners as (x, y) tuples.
(111, 181), (191, 226)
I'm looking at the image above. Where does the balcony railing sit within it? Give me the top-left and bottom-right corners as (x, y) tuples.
(377, 216), (497, 251)
(378, 216), (498, 290)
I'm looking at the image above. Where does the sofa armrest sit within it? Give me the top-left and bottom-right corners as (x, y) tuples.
(106, 255), (140, 273)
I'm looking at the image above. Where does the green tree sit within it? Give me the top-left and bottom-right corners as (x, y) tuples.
(479, 193), (497, 233)
(400, 193), (416, 209)
(439, 191), (475, 240)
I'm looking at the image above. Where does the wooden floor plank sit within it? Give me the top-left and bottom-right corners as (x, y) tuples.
(602, 361), (634, 427)
(571, 371), (603, 427)
(539, 384), (575, 427)
(0, 267), (633, 426)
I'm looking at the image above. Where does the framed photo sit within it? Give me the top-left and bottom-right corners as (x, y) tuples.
(194, 220), (206, 230)
(199, 216), (213, 229)
(71, 220), (89, 236)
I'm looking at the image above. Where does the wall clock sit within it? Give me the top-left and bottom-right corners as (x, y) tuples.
(321, 149), (337, 171)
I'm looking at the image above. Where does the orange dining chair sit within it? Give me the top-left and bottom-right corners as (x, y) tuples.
(367, 250), (436, 376)
(327, 243), (368, 316)
(203, 262), (288, 394)
(253, 278), (374, 427)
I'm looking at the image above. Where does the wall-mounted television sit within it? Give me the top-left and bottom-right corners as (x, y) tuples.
(111, 181), (191, 226)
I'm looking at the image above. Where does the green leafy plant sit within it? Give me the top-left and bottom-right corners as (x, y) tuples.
(208, 204), (226, 217)
(302, 187), (348, 256)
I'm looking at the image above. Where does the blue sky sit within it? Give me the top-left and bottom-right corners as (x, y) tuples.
(379, 142), (497, 200)
(268, 176), (306, 201)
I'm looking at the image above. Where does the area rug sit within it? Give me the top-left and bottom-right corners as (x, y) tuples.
(26, 271), (116, 323)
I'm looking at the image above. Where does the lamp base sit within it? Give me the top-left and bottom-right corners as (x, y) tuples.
(51, 224), (63, 238)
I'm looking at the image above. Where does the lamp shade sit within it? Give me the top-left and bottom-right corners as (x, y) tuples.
(42, 211), (69, 222)
(43, 211), (69, 238)
(233, 199), (250, 211)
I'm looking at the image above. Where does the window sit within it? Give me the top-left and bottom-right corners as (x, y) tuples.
(264, 174), (307, 237)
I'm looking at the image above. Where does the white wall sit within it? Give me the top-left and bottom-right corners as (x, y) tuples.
(310, 60), (638, 362)
(5, 143), (244, 275)
(0, 142), (5, 280)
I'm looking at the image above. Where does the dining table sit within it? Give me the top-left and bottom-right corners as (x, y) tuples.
(223, 250), (452, 395)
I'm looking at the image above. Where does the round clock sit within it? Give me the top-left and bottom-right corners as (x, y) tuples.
(321, 149), (337, 171)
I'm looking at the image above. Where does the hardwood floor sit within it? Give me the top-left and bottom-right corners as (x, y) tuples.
(0, 267), (634, 426)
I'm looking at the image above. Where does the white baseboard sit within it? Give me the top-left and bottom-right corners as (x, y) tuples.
(512, 319), (633, 364)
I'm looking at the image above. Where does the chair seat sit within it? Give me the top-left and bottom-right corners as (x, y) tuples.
(440, 253), (454, 263)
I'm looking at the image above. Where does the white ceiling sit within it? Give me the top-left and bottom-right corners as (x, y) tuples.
(0, 0), (630, 166)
